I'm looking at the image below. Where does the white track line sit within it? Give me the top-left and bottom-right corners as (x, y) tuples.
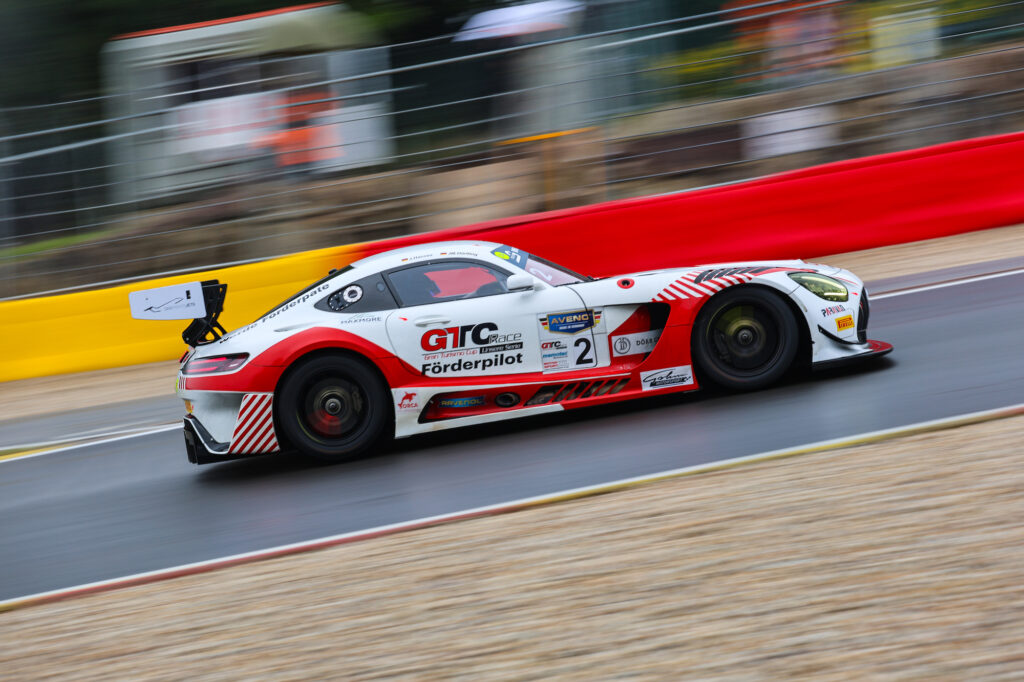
(2, 401), (1021, 612)
(872, 266), (1024, 299)
(0, 424), (180, 463)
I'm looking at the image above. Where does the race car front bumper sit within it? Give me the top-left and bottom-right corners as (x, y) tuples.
(812, 338), (893, 370)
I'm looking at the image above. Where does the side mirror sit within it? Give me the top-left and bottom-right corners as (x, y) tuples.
(506, 273), (538, 292)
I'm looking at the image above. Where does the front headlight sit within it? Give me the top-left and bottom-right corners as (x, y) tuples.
(788, 272), (848, 302)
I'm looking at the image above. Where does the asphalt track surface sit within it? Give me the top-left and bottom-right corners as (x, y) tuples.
(2, 272), (1023, 600)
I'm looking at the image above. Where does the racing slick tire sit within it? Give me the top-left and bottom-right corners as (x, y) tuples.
(276, 354), (391, 462)
(692, 286), (799, 391)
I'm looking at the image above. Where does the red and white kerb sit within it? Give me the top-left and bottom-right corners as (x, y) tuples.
(653, 269), (758, 302)
(228, 393), (280, 454)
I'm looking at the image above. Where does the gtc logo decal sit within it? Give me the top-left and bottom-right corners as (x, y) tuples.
(421, 323), (521, 351)
(835, 315), (854, 332)
(541, 310), (602, 334)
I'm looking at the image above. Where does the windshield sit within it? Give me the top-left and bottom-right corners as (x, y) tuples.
(490, 245), (589, 285)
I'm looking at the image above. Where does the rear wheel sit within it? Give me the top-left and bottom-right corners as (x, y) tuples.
(692, 287), (799, 391)
(276, 354), (391, 462)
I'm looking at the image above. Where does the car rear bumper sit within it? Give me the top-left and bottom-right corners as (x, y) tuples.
(184, 415), (256, 465)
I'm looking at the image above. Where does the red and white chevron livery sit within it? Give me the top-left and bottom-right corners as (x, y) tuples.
(653, 266), (791, 301)
(131, 240), (892, 465)
(227, 393), (279, 455)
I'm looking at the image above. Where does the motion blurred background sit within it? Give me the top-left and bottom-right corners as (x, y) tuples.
(1, 0), (1021, 299)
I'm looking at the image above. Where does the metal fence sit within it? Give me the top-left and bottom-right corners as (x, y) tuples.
(2, 0), (1023, 298)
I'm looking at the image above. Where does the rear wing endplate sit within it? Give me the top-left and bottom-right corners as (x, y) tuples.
(129, 279), (228, 347)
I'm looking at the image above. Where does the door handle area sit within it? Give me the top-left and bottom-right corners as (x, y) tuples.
(413, 316), (451, 327)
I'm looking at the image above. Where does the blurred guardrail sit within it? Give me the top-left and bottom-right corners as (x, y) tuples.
(2, 0), (1023, 299)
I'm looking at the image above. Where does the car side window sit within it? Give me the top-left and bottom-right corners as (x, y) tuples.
(315, 273), (397, 313)
(386, 260), (511, 307)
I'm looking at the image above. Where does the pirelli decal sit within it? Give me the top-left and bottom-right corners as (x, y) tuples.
(228, 393), (280, 455)
(653, 267), (772, 302)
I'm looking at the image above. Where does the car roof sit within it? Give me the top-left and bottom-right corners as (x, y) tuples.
(350, 240), (512, 272)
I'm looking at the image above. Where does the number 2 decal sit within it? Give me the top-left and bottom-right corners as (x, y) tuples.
(574, 337), (595, 366)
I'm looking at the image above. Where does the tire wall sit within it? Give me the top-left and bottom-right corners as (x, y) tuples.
(3, 132), (1023, 381)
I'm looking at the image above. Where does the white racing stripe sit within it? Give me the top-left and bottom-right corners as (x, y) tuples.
(2, 401), (1021, 611)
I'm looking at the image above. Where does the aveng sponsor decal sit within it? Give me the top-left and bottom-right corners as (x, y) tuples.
(835, 314), (854, 332)
(540, 309), (602, 334)
(640, 365), (694, 391)
(437, 396), (486, 409)
(611, 329), (662, 357)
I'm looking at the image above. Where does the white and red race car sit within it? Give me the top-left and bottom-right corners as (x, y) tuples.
(130, 241), (891, 464)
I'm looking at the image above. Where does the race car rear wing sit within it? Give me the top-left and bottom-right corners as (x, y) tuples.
(129, 279), (228, 347)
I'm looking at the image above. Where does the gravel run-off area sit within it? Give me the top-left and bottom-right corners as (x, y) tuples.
(1, 415), (1023, 679)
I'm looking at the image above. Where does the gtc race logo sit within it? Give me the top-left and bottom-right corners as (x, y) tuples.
(421, 323), (521, 351)
(541, 310), (602, 334)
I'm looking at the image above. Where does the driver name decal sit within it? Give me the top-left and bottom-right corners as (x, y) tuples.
(640, 366), (694, 391)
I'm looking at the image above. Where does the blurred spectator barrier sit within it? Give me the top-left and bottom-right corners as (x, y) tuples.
(2, 0), (1024, 299)
(3, 130), (1023, 381)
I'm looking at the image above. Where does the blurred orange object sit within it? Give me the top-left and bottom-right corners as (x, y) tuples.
(254, 91), (342, 166)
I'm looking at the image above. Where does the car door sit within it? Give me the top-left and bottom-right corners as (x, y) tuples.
(383, 259), (594, 378)
(564, 276), (668, 371)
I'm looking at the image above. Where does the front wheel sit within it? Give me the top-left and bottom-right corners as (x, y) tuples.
(276, 354), (391, 462)
(692, 287), (799, 391)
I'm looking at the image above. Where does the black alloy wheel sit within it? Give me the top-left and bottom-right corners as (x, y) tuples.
(276, 354), (391, 462)
(692, 287), (799, 391)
